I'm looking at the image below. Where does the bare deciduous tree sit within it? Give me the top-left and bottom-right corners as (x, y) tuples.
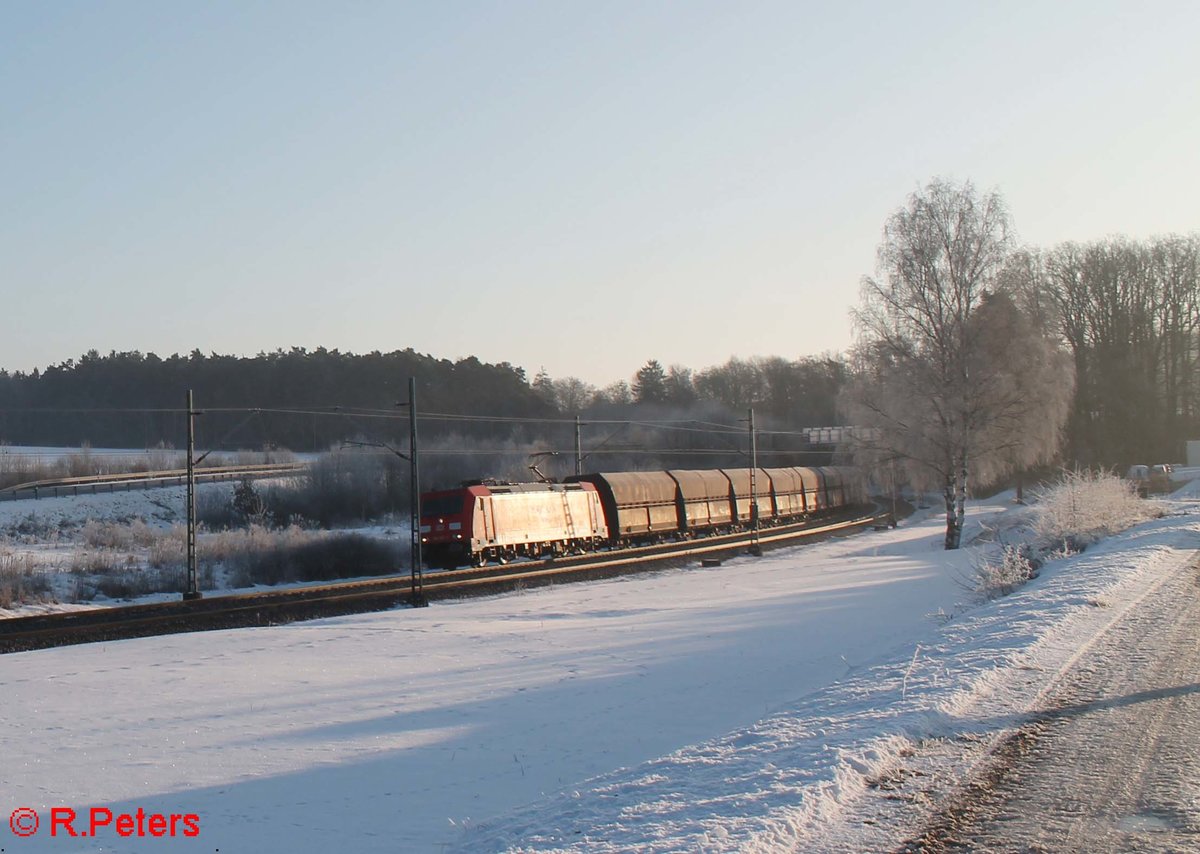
(1032, 235), (1200, 467)
(843, 179), (1073, 549)
(552, 377), (598, 413)
(664, 364), (697, 406)
(596, 381), (633, 407)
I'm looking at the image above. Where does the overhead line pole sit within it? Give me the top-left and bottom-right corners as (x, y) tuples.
(748, 407), (762, 557)
(339, 379), (424, 608)
(184, 389), (202, 600)
(408, 377), (427, 608)
(574, 415), (583, 477)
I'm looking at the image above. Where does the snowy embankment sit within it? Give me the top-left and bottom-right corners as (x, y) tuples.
(1, 485), (1196, 854)
(462, 489), (1200, 852)
(0, 483), (192, 531)
(0, 485), (211, 616)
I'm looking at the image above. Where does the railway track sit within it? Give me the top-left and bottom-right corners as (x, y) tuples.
(0, 507), (889, 654)
(0, 462), (307, 502)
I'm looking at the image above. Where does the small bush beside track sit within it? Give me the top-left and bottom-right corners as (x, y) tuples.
(968, 470), (1165, 601)
(0, 551), (52, 609)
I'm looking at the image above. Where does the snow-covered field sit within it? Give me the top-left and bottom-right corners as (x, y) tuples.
(0, 479), (408, 616)
(2, 483), (1198, 853)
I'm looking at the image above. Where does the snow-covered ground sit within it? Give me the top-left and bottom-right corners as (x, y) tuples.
(0, 483), (200, 534)
(469, 489), (1198, 853)
(0, 485), (217, 616)
(1, 485), (1197, 853)
(0, 479), (408, 617)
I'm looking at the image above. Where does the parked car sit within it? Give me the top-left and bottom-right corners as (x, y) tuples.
(1150, 464), (1174, 493)
(1127, 465), (1151, 496)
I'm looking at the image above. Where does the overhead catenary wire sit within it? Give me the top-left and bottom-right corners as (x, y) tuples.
(0, 403), (853, 441)
(336, 446), (835, 457)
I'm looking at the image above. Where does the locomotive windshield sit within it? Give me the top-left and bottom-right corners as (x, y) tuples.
(422, 493), (466, 517)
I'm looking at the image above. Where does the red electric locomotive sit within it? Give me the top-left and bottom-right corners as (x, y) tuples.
(419, 481), (608, 568)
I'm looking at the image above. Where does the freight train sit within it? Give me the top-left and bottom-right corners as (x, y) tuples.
(419, 466), (864, 568)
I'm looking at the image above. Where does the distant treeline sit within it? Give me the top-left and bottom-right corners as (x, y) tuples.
(0, 348), (550, 452)
(0, 349), (846, 474)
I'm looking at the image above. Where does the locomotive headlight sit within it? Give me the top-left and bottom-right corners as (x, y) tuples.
(455, 534), (462, 540)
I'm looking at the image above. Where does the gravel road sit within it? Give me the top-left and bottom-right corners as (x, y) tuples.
(902, 555), (1200, 853)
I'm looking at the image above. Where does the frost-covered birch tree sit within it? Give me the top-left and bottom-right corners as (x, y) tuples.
(842, 179), (1073, 549)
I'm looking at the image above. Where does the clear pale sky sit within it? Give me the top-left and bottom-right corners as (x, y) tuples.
(3, 1), (1197, 386)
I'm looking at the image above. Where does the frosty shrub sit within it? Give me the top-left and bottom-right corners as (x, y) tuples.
(239, 453), (404, 528)
(0, 551), (51, 609)
(75, 523), (179, 570)
(196, 486), (240, 529)
(233, 447), (296, 466)
(60, 447), (98, 478)
(129, 519), (161, 548)
(0, 451), (44, 491)
(971, 544), (1038, 601)
(69, 550), (128, 574)
(63, 525), (203, 601)
(87, 566), (194, 601)
(72, 563), (213, 601)
(232, 478), (268, 524)
(148, 526), (186, 569)
(82, 520), (124, 550)
(188, 524), (399, 588)
(966, 469), (1163, 602)
(224, 530), (400, 587)
(145, 445), (185, 472)
(200, 524), (292, 569)
(1031, 469), (1160, 552)
(69, 530), (213, 601)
